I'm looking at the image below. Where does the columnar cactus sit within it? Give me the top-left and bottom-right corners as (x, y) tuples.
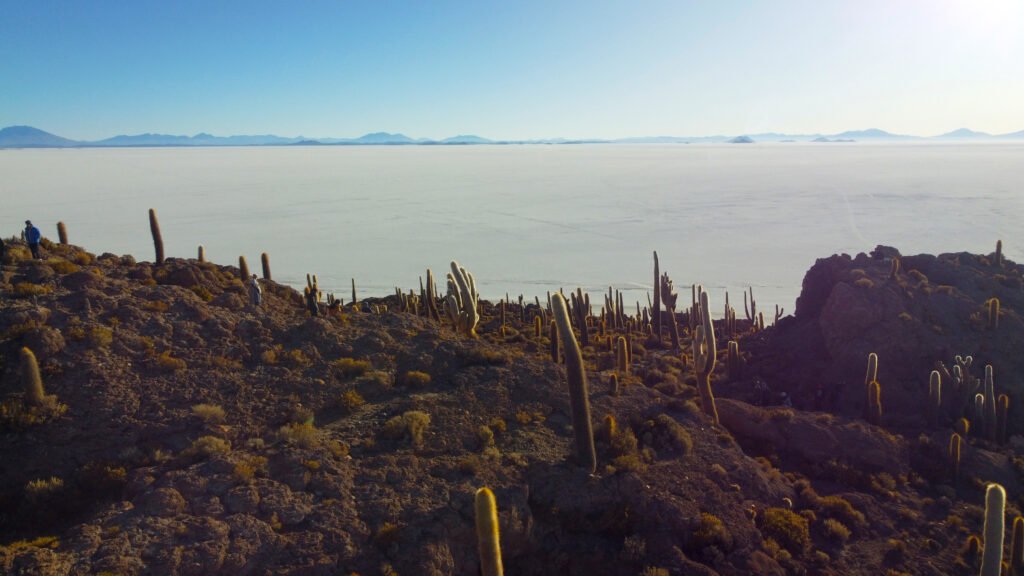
(148, 208), (164, 265)
(534, 315), (542, 339)
(551, 293), (597, 473)
(692, 288), (719, 424)
(261, 252), (272, 280)
(928, 370), (941, 428)
(653, 251), (662, 345)
(864, 353), (878, 420)
(981, 483), (1006, 576)
(570, 288), (589, 347)
(998, 394), (1010, 445)
(197, 245), (205, 263)
(948, 432), (961, 485)
(727, 340), (741, 382)
(660, 271), (680, 350)
(351, 278), (357, 308)
(984, 365), (998, 442)
(989, 298), (1000, 330)
(57, 221), (68, 245)
(474, 487), (504, 576)
(239, 256), (250, 281)
(20, 347), (45, 407)
(446, 261), (479, 338)
(549, 320), (559, 363)
(610, 373), (619, 397)
(425, 269), (441, 321)
(1011, 515), (1024, 576)
(889, 257), (900, 281)
(616, 336), (629, 374)
(867, 380), (882, 425)
(996, 240), (1004, 267)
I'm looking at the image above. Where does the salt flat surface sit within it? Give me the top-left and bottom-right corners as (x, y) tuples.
(2, 143), (1020, 316)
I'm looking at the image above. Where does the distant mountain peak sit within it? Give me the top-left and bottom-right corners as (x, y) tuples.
(936, 128), (992, 138)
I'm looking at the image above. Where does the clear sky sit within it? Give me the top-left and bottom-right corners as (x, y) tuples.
(2, 0), (1022, 140)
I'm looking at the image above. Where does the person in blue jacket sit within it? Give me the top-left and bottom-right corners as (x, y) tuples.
(24, 220), (42, 259)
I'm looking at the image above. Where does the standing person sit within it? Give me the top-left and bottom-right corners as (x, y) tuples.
(248, 274), (262, 308)
(24, 220), (42, 259)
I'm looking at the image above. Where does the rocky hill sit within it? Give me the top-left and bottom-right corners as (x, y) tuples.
(1, 236), (1022, 575)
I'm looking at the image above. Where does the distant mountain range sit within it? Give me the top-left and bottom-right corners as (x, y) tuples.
(2, 125), (1024, 148)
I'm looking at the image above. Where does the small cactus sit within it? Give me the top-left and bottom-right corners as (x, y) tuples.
(889, 256), (900, 280)
(474, 487), (504, 576)
(864, 353), (878, 420)
(989, 298), (1000, 330)
(20, 347), (45, 407)
(610, 373), (619, 397)
(56, 221), (68, 245)
(148, 208), (164, 265)
(981, 483), (1006, 576)
(727, 340), (741, 382)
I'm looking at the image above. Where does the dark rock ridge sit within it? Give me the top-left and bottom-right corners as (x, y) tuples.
(0, 238), (1020, 575)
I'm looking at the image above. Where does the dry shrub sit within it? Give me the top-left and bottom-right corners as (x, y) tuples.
(232, 454), (268, 484)
(382, 411), (430, 447)
(339, 390), (365, 413)
(334, 357), (371, 377)
(13, 282), (52, 297)
(818, 495), (866, 531)
(691, 512), (733, 551)
(822, 518), (851, 543)
(762, 507), (809, 554)
(184, 436), (231, 459)
(88, 326), (113, 348)
(402, 370), (431, 387)
(156, 351), (187, 372)
(278, 422), (320, 449)
(45, 258), (79, 274)
(191, 404), (226, 424)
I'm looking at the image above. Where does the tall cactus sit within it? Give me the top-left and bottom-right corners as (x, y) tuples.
(474, 487), (504, 576)
(864, 353), (878, 420)
(148, 208), (164, 265)
(238, 256), (250, 281)
(981, 483), (1006, 576)
(948, 432), (961, 485)
(996, 240), (1004, 267)
(20, 347), (45, 408)
(984, 365), (997, 442)
(552, 293), (597, 473)
(1011, 515), (1024, 576)
(616, 336), (629, 375)
(928, 370), (942, 428)
(692, 288), (719, 424)
(57, 221), (68, 245)
(447, 261), (480, 338)
(197, 245), (205, 263)
(867, 380), (882, 425)
(653, 251), (661, 344)
(989, 298), (1000, 330)
(261, 252), (272, 280)
(727, 340), (741, 382)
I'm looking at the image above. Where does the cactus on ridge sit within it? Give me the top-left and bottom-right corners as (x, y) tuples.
(148, 208), (164, 265)
(551, 293), (597, 473)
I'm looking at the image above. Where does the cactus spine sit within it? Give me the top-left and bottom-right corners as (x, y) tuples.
(260, 252), (271, 280)
(148, 208), (164, 265)
(692, 288), (719, 425)
(56, 221), (68, 245)
(1011, 515), (1024, 576)
(928, 370), (941, 428)
(552, 293), (597, 473)
(474, 487), (504, 576)
(238, 256), (250, 281)
(21, 347), (45, 407)
(981, 483), (1006, 576)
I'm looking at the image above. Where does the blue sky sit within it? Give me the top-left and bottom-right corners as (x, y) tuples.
(2, 0), (1022, 140)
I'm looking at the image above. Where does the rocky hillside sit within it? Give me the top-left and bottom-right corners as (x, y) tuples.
(1, 238), (1022, 575)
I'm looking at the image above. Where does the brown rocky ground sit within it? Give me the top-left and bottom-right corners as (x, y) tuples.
(0, 239), (1022, 575)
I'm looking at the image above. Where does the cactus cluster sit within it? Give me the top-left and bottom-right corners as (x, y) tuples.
(445, 261), (480, 338)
